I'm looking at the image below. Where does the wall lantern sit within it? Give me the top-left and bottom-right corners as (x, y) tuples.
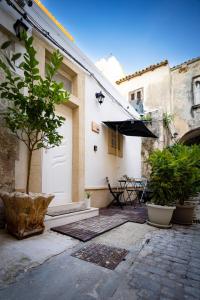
(95, 91), (105, 105)
(13, 18), (29, 39)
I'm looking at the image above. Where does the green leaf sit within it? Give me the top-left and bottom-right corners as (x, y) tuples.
(17, 82), (24, 89)
(11, 53), (21, 62)
(19, 62), (25, 69)
(5, 57), (15, 71)
(1, 41), (12, 49)
(1, 92), (8, 98)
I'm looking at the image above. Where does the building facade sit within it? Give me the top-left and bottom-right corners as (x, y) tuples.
(114, 58), (200, 175)
(0, 0), (141, 211)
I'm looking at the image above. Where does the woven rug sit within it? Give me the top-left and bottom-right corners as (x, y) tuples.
(51, 206), (147, 242)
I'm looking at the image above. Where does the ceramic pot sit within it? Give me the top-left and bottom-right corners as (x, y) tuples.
(172, 203), (195, 225)
(147, 203), (176, 228)
(85, 198), (91, 209)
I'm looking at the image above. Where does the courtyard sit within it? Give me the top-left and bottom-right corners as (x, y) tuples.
(0, 1), (200, 299)
(0, 213), (200, 300)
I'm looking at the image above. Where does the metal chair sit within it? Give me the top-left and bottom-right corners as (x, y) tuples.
(106, 177), (124, 209)
(126, 178), (148, 207)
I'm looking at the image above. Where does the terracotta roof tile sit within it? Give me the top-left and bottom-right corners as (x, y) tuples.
(171, 57), (200, 71)
(116, 60), (168, 85)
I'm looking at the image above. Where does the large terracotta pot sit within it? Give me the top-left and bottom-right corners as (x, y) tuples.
(0, 192), (54, 239)
(172, 203), (196, 225)
(147, 203), (176, 228)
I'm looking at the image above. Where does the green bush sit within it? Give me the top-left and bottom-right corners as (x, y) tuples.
(148, 144), (200, 206)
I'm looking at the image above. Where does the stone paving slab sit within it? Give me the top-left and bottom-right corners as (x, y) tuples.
(0, 229), (79, 289)
(0, 223), (200, 299)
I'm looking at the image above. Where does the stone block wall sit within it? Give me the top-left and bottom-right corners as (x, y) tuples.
(0, 104), (19, 228)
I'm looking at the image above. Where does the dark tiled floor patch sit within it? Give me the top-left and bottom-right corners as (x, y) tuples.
(51, 215), (127, 241)
(100, 205), (147, 223)
(71, 243), (128, 270)
(51, 206), (147, 241)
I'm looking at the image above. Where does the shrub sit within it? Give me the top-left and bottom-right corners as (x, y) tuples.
(148, 144), (200, 206)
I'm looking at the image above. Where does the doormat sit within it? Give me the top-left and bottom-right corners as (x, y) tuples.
(71, 243), (128, 270)
(51, 215), (127, 242)
(47, 208), (88, 217)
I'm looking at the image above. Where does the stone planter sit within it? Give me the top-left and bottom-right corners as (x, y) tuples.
(85, 198), (91, 209)
(0, 192), (54, 239)
(147, 203), (176, 228)
(172, 203), (196, 225)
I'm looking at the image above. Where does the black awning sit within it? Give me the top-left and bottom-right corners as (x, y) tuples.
(103, 119), (157, 138)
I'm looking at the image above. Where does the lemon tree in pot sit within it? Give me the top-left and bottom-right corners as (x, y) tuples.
(0, 32), (69, 238)
(147, 148), (176, 228)
(169, 144), (200, 225)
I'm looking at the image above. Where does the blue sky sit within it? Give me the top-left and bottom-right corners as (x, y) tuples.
(42, 0), (200, 74)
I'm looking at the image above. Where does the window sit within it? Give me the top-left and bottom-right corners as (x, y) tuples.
(108, 129), (123, 157)
(53, 72), (72, 93)
(193, 76), (200, 106)
(46, 52), (73, 94)
(137, 90), (141, 100)
(130, 93), (135, 101)
(129, 88), (144, 114)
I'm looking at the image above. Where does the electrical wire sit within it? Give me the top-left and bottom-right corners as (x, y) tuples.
(5, 0), (137, 119)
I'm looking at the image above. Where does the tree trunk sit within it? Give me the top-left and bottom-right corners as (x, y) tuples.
(26, 150), (33, 194)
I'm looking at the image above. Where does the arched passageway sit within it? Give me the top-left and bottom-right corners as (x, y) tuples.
(179, 127), (200, 145)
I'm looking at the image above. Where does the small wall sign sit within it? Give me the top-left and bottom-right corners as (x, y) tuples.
(91, 121), (100, 134)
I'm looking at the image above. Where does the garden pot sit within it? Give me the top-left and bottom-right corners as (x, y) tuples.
(85, 198), (91, 209)
(172, 203), (195, 225)
(147, 203), (176, 228)
(0, 192), (54, 239)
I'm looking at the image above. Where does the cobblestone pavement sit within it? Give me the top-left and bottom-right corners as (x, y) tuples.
(0, 224), (200, 300)
(121, 224), (200, 300)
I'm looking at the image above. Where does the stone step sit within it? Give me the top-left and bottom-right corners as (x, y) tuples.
(45, 207), (99, 230)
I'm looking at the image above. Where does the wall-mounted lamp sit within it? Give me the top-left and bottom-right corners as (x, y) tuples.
(13, 18), (29, 39)
(95, 91), (105, 105)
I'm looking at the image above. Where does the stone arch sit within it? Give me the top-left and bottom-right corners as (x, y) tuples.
(179, 127), (200, 145)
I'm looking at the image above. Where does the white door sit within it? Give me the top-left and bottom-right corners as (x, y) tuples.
(42, 109), (72, 207)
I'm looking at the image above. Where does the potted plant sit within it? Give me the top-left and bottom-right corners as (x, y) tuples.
(169, 144), (200, 225)
(147, 148), (176, 228)
(85, 192), (92, 209)
(0, 32), (69, 238)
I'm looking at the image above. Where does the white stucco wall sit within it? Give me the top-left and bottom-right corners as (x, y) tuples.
(0, 1), (141, 193)
(117, 65), (171, 113)
(85, 76), (141, 188)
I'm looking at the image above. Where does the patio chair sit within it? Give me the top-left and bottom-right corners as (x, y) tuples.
(106, 177), (124, 209)
(126, 178), (148, 207)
